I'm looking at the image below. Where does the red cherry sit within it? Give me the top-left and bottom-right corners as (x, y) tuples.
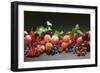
(77, 36), (83, 44)
(87, 31), (90, 41)
(71, 34), (80, 44)
(30, 31), (35, 37)
(58, 40), (63, 46)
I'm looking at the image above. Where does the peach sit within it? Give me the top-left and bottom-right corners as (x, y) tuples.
(61, 42), (68, 49)
(24, 35), (32, 48)
(40, 45), (45, 52)
(36, 45), (43, 53)
(44, 34), (51, 42)
(51, 36), (59, 45)
(45, 42), (53, 50)
(63, 35), (71, 42)
(24, 31), (28, 37)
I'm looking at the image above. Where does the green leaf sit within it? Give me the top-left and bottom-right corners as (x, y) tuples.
(53, 30), (64, 37)
(75, 24), (79, 30)
(70, 24), (80, 36)
(60, 31), (64, 35)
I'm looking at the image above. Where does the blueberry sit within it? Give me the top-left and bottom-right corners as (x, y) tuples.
(53, 45), (59, 50)
(51, 52), (55, 55)
(51, 50), (57, 55)
(55, 50), (58, 54)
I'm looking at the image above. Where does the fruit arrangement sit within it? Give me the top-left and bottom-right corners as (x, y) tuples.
(24, 22), (90, 58)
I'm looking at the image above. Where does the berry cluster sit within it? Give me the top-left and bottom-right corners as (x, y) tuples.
(24, 31), (90, 57)
(24, 24), (90, 57)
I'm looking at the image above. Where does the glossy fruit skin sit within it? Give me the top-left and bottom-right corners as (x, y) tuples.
(51, 36), (59, 45)
(30, 31), (36, 42)
(45, 42), (53, 50)
(51, 45), (59, 55)
(82, 31), (90, 52)
(36, 45), (42, 53)
(87, 31), (90, 41)
(58, 40), (63, 46)
(40, 40), (45, 45)
(44, 34), (51, 43)
(40, 45), (46, 52)
(61, 42), (68, 50)
(25, 47), (41, 57)
(24, 28), (90, 57)
(24, 31), (28, 37)
(71, 34), (80, 44)
(70, 43), (79, 54)
(77, 36), (83, 44)
(51, 50), (56, 55)
(76, 47), (87, 56)
(30, 31), (35, 37)
(24, 35), (32, 48)
(72, 42), (88, 56)
(46, 48), (52, 55)
(63, 35), (71, 42)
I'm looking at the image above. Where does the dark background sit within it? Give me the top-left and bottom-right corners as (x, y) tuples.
(24, 11), (90, 33)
